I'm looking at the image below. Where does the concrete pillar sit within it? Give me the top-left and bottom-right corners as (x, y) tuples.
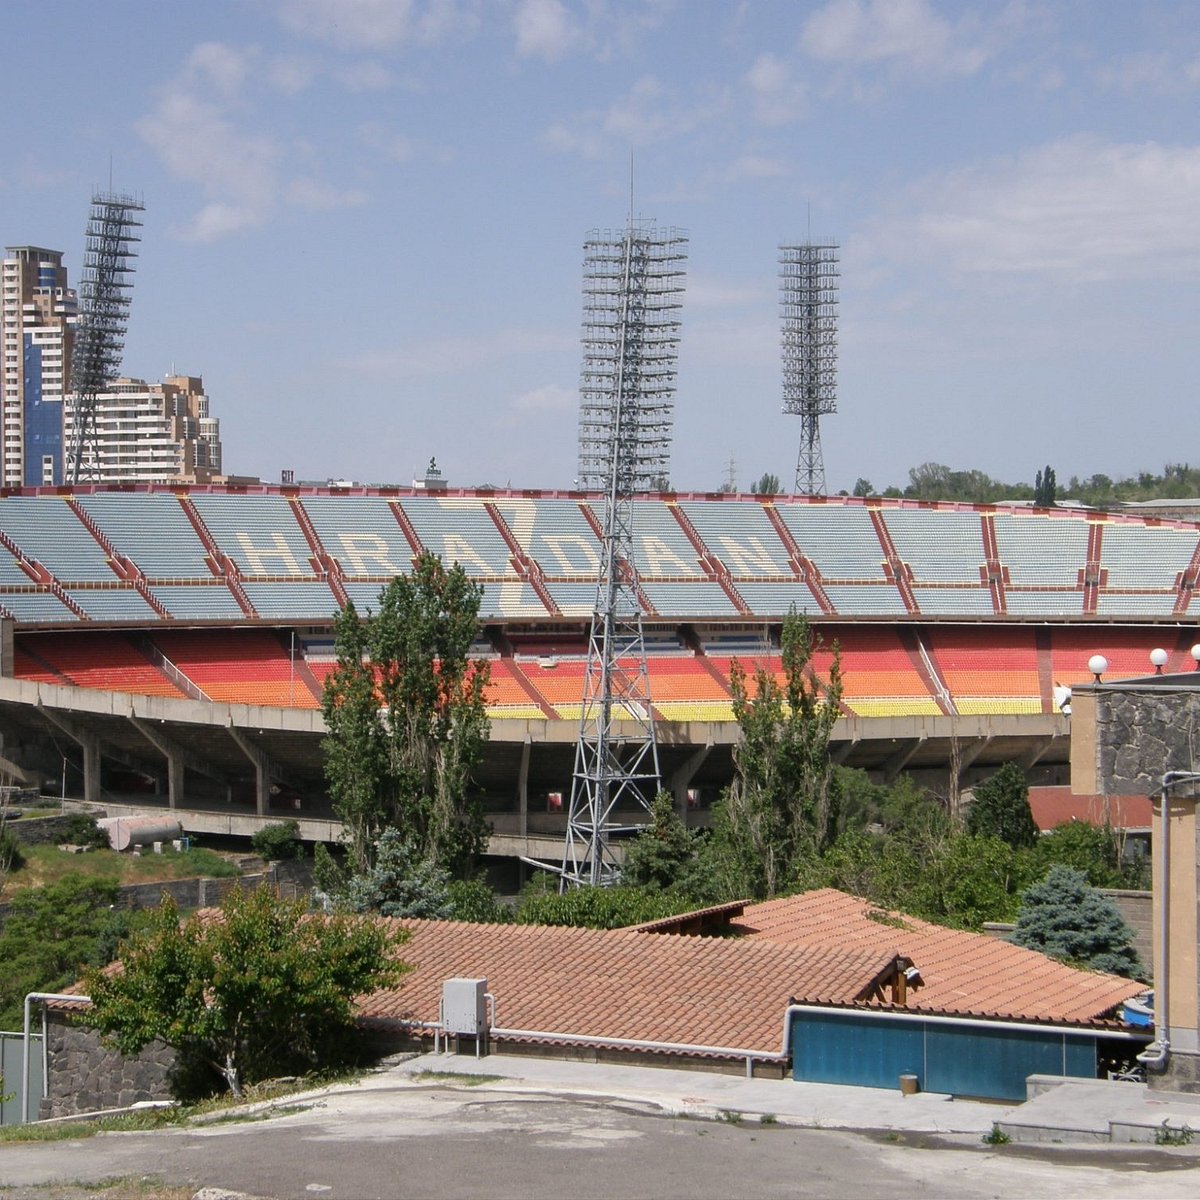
(36, 705), (102, 803)
(669, 743), (711, 816)
(518, 736), (531, 838)
(228, 725), (271, 816)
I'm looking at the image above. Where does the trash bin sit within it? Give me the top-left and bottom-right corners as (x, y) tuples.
(899, 1073), (919, 1096)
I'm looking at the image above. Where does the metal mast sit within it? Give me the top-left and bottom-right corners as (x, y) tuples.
(780, 241), (838, 496)
(562, 221), (687, 887)
(67, 192), (143, 483)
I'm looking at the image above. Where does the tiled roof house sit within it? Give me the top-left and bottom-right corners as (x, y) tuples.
(731, 889), (1144, 1025)
(360, 918), (912, 1060)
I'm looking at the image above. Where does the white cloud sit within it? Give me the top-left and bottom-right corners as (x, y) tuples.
(801, 0), (1008, 77)
(334, 60), (396, 91)
(511, 383), (575, 412)
(1096, 51), (1200, 95)
(186, 41), (253, 97)
(359, 122), (416, 162)
(348, 328), (572, 379)
(514, 0), (577, 62)
(275, 0), (477, 51)
(707, 154), (790, 185)
(267, 56), (320, 94)
(286, 178), (369, 210)
(137, 41), (377, 242)
(136, 87), (279, 241)
(745, 53), (806, 125)
(686, 275), (771, 310)
(546, 75), (723, 156)
(861, 137), (1200, 282)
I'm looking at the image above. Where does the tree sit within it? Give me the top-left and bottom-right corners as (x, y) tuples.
(966, 763), (1038, 850)
(336, 827), (453, 919)
(705, 610), (843, 898)
(373, 553), (491, 874)
(750, 472), (781, 496)
(322, 552), (491, 878)
(515, 882), (691, 929)
(1034, 464), (1057, 507)
(0, 875), (144, 1029)
(1028, 820), (1127, 889)
(620, 790), (703, 894)
(1012, 865), (1144, 978)
(322, 598), (388, 874)
(83, 886), (406, 1099)
(851, 478), (875, 498)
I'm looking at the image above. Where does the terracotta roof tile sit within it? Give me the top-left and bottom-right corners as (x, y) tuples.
(735, 890), (1144, 1025)
(360, 919), (904, 1056)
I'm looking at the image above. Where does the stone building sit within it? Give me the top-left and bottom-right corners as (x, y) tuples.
(1072, 672), (1200, 1093)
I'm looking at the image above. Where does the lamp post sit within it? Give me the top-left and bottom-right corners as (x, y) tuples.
(1150, 648), (1169, 675)
(1088, 654), (1108, 683)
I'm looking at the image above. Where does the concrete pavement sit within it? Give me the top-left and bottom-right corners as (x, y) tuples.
(382, 1050), (1200, 1144)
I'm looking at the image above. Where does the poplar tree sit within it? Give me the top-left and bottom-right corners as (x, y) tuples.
(706, 610), (843, 898)
(322, 553), (491, 878)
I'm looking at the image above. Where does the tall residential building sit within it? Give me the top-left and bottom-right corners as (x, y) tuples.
(1, 246), (77, 486)
(65, 375), (222, 484)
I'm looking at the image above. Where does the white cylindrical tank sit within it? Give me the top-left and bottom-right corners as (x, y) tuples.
(97, 816), (183, 852)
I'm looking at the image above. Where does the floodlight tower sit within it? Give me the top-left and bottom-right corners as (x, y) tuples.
(562, 220), (688, 887)
(67, 191), (144, 483)
(780, 241), (838, 496)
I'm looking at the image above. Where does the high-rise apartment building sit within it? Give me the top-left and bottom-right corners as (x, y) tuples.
(3, 245), (222, 486)
(65, 375), (222, 484)
(1, 246), (77, 486)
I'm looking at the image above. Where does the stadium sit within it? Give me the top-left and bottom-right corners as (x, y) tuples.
(0, 483), (1195, 880)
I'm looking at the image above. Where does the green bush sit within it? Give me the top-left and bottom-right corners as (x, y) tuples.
(250, 820), (303, 861)
(0, 827), (25, 873)
(62, 811), (111, 850)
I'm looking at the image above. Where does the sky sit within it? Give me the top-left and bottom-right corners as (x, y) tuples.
(3, 0), (1199, 494)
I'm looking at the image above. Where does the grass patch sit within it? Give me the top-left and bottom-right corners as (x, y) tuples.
(982, 1123), (1011, 1146)
(2, 843), (240, 896)
(717, 1109), (743, 1125)
(413, 1070), (506, 1087)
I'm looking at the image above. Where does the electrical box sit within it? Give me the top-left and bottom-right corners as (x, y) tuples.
(442, 977), (488, 1036)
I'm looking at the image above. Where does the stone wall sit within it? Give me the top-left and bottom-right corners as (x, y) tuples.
(1094, 688), (1200, 790)
(40, 1011), (174, 1119)
(1102, 889), (1152, 972)
(4, 813), (78, 846)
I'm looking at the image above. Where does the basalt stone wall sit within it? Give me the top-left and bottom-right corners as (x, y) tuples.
(40, 1011), (174, 1119)
(1095, 688), (1200, 790)
(5, 813), (77, 846)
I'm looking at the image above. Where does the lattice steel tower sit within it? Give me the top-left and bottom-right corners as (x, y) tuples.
(780, 241), (838, 496)
(562, 221), (688, 887)
(67, 192), (144, 483)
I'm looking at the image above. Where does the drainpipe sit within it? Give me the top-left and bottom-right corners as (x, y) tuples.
(22, 993), (90, 1125)
(1136, 770), (1200, 1070)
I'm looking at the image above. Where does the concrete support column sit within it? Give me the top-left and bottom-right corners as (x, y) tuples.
(228, 725), (272, 816)
(518, 736), (531, 838)
(669, 743), (711, 817)
(36, 705), (101, 803)
(130, 716), (190, 811)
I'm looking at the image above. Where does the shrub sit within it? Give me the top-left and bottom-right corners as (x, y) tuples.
(1013, 864), (1144, 977)
(62, 811), (111, 850)
(250, 820), (303, 861)
(0, 827), (25, 873)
